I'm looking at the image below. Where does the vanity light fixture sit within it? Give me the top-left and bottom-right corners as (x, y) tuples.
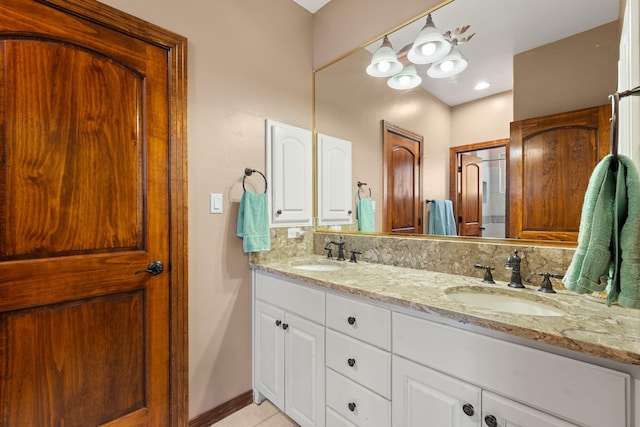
(366, 36), (403, 77)
(387, 64), (422, 90)
(427, 46), (468, 78)
(407, 14), (451, 64)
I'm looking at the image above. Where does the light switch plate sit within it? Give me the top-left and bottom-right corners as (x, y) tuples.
(210, 193), (222, 214)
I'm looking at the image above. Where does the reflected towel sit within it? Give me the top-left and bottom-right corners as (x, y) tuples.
(357, 198), (375, 232)
(237, 191), (270, 253)
(428, 200), (457, 236)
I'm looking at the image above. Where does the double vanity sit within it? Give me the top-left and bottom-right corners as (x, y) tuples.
(251, 251), (640, 427)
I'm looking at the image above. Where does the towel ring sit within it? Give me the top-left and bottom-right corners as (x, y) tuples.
(357, 181), (371, 200)
(243, 168), (267, 193)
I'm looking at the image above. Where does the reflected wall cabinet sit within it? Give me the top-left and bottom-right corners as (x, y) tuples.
(317, 134), (353, 226)
(266, 120), (313, 226)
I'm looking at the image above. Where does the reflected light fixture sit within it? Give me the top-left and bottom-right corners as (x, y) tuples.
(387, 65), (422, 90)
(366, 36), (403, 77)
(427, 46), (468, 78)
(474, 81), (490, 90)
(407, 14), (451, 64)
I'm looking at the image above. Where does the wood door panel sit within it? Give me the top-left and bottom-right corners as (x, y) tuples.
(509, 105), (610, 241)
(522, 128), (596, 232)
(1, 292), (145, 426)
(3, 40), (142, 258)
(391, 146), (417, 230)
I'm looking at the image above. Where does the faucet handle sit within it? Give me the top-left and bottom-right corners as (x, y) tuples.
(349, 250), (361, 263)
(324, 245), (333, 259)
(474, 264), (495, 284)
(538, 272), (563, 293)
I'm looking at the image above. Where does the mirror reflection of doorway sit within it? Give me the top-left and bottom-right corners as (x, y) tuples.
(450, 139), (508, 238)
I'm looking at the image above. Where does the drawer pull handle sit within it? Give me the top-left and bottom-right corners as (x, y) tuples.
(462, 404), (474, 416)
(275, 320), (282, 327)
(347, 316), (356, 325)
(347, 358), (356, 367)
(282, 323), (289, 330)
(348, 402), (356, 412)
(484, 415), (497, 427)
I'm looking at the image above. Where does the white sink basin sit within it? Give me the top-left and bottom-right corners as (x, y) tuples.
(445, 287), (565, 317)
(293, 264), (342, 272)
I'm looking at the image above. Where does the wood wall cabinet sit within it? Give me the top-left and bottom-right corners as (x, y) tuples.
(317, 134), (353, 226)
(508, 105), (610, 241)
(266, 120), (313, 226)
(254, 272), (325, 427)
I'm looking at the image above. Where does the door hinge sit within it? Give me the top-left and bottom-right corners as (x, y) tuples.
(457, 165), (462, 173)
(458, 216), (462, 223)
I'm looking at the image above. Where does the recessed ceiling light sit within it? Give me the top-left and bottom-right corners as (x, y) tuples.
(474, 82), (490, 90)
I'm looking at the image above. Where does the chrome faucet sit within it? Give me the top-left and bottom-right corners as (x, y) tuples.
(505, 250), (525, 288)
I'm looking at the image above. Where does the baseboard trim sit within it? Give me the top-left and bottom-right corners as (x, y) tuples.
(189, 390), (253, 427)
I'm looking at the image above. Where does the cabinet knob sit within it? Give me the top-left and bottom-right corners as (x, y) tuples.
(347, 358), (356, 367)
(462, 403), (474, 416)
(282, 323), (289, 330)
(276, 209), (282, 215)
(347, 316), (356, 325)
(348, 402), (356, 412)
(484, 415), (497, 427)
(275, 320), (282, 327)
(348, 210), (352, 215)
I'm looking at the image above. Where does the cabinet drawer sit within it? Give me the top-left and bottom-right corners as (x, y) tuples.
(326, 368), (390, 427)
(393, 312), (629, 427)
(326, 293), (390, 350)
(327, 407), (357, 427)
(326, 329), (391, 398)
(255, 271), (324, 324)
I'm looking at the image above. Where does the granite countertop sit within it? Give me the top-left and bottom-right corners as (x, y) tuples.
(252, 255), (640, 365)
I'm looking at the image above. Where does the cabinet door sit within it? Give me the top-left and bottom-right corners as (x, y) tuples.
(266, 120), (312, 226)
(392, 356), (480, 427)
(284, 312), (325, 427)
(482, 391), (578, 427)
(317, 133), (353, 225)
(255, 301), (285, 410)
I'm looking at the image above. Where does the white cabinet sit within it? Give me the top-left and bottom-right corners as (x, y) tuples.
(482, 391), (578, 427)
(317, 134), (353, 226)
(392, 355), (480, 427)
(266, 120), (312, 226)
(254, 272), (325, 427)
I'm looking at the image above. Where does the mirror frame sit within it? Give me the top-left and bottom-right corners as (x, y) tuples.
(312, 0), (578, 248)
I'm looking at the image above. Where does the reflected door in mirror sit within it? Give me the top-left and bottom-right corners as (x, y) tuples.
(460, 154), (483, 237)
(508, 105), (610, 241)
(383, 122), (423, 233)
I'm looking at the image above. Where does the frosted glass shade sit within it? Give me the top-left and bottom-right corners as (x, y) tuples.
(407, 14), (451, 64)
(366, 36), (403, 77)
(427, 47), (468, 78)
(387, 65), (422, 90)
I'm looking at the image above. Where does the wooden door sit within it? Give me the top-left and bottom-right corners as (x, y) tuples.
(0, 0), (188, 425)
(508, 105), (610, 241)
(383, 122), (423, 234)
(459, 154), (483, 237)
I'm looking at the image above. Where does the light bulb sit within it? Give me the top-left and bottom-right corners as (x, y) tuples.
(377, 61), (391, 73)
(421, 42), (436, 56)
(440, 60), (454, 72)
(399, 75), (411, 86)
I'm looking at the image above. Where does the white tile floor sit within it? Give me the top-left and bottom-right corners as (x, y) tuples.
(210, 400), (299, 427)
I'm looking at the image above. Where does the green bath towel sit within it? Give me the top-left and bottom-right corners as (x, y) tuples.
(563, 154), (640, 309)
(563, 155), (615, 294)
(357, 198), (375, 232)
(237, 191), (270, 253)
(610, 155), (640, 308)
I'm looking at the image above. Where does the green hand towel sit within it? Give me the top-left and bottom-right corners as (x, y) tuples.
(428, 200), (457, 236)
(237, 191), (270, 253)
(357, 198), (375, 232)
(611, 155), (640, 308)
(563, 155), (615, 294)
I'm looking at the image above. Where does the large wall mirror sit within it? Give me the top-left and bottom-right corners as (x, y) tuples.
(314, 0), (619, 244)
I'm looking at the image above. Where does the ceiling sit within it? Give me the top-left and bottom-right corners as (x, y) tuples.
(297, 0), (619, 106)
